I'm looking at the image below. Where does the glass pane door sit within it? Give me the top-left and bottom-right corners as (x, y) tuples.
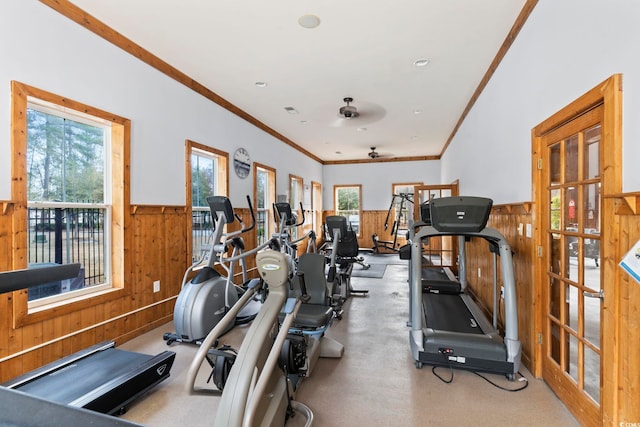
(542, 106), (603, 424)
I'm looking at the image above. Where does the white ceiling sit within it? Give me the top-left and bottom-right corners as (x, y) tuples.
(68, 0), (528, 162)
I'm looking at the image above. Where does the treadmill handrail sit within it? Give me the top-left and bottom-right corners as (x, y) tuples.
(409, 223), (520, 367)
(0, 263), (82, 294)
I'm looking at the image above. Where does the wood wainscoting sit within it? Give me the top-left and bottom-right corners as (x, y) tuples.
(606, 194), (640, 424)
(465, 203), (535, 370)
(0, 203), (188, 381)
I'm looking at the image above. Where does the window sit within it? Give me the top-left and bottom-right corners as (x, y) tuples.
(311, 181), (322, 237)
(26, 101), (110, 304)
(11, 81), (129, 314)
(254, 163), (276, 245)
(186, 140), (228, 262)
(289, 175), (303, 238)
(334, 185), (361, 236)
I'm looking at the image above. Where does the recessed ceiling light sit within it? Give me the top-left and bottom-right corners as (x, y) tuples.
(298, 14), (321, 29)
(413, 58), (430, 67)
(357, 127), (367, 132)
(335, 151), (342, 154)
(413, 109), (422, 115)
(300, 120), (308, 124)
(284, 106), (298, 115)
(254, 81), (267, 88)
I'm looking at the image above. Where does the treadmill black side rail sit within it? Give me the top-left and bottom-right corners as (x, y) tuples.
(74, 350), (176, 415)
(2, 341), (176, 415)
(2, 341), (116, 388)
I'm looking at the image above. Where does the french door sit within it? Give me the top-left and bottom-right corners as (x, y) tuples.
(538, 105), (603, 426)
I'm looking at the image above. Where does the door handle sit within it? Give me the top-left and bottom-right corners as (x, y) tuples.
(583, 289), (604, 300)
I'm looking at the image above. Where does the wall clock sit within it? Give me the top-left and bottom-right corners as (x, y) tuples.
(233, 147), (251, 179)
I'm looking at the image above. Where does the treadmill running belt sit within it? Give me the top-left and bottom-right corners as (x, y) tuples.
(16, 348), (150, 405)
(421, 268), (449, 281)
(420, 268), (461, 294)
(422, 293), (483, 335)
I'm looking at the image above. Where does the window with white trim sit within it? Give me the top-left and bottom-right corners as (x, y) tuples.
(188, 143), (228, 261)
(334, 185), (361, 236)
(26, 99), (112, 306)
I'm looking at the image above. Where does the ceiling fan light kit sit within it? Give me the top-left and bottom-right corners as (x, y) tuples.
(339, 97), (360, 119)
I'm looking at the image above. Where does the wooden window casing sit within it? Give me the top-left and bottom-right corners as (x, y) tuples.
(10, 81), (131, 327)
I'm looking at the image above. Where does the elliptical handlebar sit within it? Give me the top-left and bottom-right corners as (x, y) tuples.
(295, 202), (305, 227)
(223, 195), (256, 239)
(239, 195), (256, 233)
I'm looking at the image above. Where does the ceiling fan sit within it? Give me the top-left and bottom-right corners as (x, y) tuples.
(367, 146), (394, 159)
(328, 97), (386, 128)
(338, 97), (359, 119)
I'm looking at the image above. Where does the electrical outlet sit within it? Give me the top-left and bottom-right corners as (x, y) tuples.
(153, 280), (160, 293)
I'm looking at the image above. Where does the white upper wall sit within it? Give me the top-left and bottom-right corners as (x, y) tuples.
(323, 160), (441, 211)
(441, 0), (640, 204)
(3, 1), (638, 211)
(0, 1), (322, 208)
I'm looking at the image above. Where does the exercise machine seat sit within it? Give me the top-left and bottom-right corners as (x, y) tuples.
(281, 253), (334, 329)
(325, 215), (359, 258)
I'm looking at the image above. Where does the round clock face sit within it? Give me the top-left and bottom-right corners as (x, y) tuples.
(233, 148), (251, 179)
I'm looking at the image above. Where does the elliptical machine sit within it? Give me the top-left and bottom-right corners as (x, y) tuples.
(187, 248), (315, 427)
(273, 202), (317, 258)
(164, 195), (261, 345)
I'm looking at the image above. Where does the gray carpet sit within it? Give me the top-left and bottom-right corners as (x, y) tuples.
(350, 263), (386, 278)
(361, 252), (406, 266)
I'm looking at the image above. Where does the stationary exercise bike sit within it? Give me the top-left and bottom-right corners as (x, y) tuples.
(186, 248), (316, 427)
(324, 215), (369, 317)
(164, 195), (262, 345)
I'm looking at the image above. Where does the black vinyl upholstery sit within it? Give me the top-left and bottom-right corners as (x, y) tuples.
(284, 253), (334, 329)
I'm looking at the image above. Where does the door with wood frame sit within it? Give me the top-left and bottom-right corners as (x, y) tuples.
(533, 75), (621, 427)
(413, 183), (459, 269)
(538, 105), (603, 426)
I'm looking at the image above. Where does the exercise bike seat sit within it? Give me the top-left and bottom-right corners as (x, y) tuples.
(290, 304), (334, 329)
(280, 253), (334, 330)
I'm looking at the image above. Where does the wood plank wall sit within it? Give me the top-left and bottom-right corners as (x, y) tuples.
(0, 203), (189, 382)
(613, 198), (640, 422)
(464, 203), (535, 369)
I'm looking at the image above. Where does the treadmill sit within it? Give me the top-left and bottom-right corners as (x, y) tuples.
(0, 264), (176, 416)
(407, 196), (521, 378)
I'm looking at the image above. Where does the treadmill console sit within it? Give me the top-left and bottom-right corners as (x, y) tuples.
(429, 196), (492, 233)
